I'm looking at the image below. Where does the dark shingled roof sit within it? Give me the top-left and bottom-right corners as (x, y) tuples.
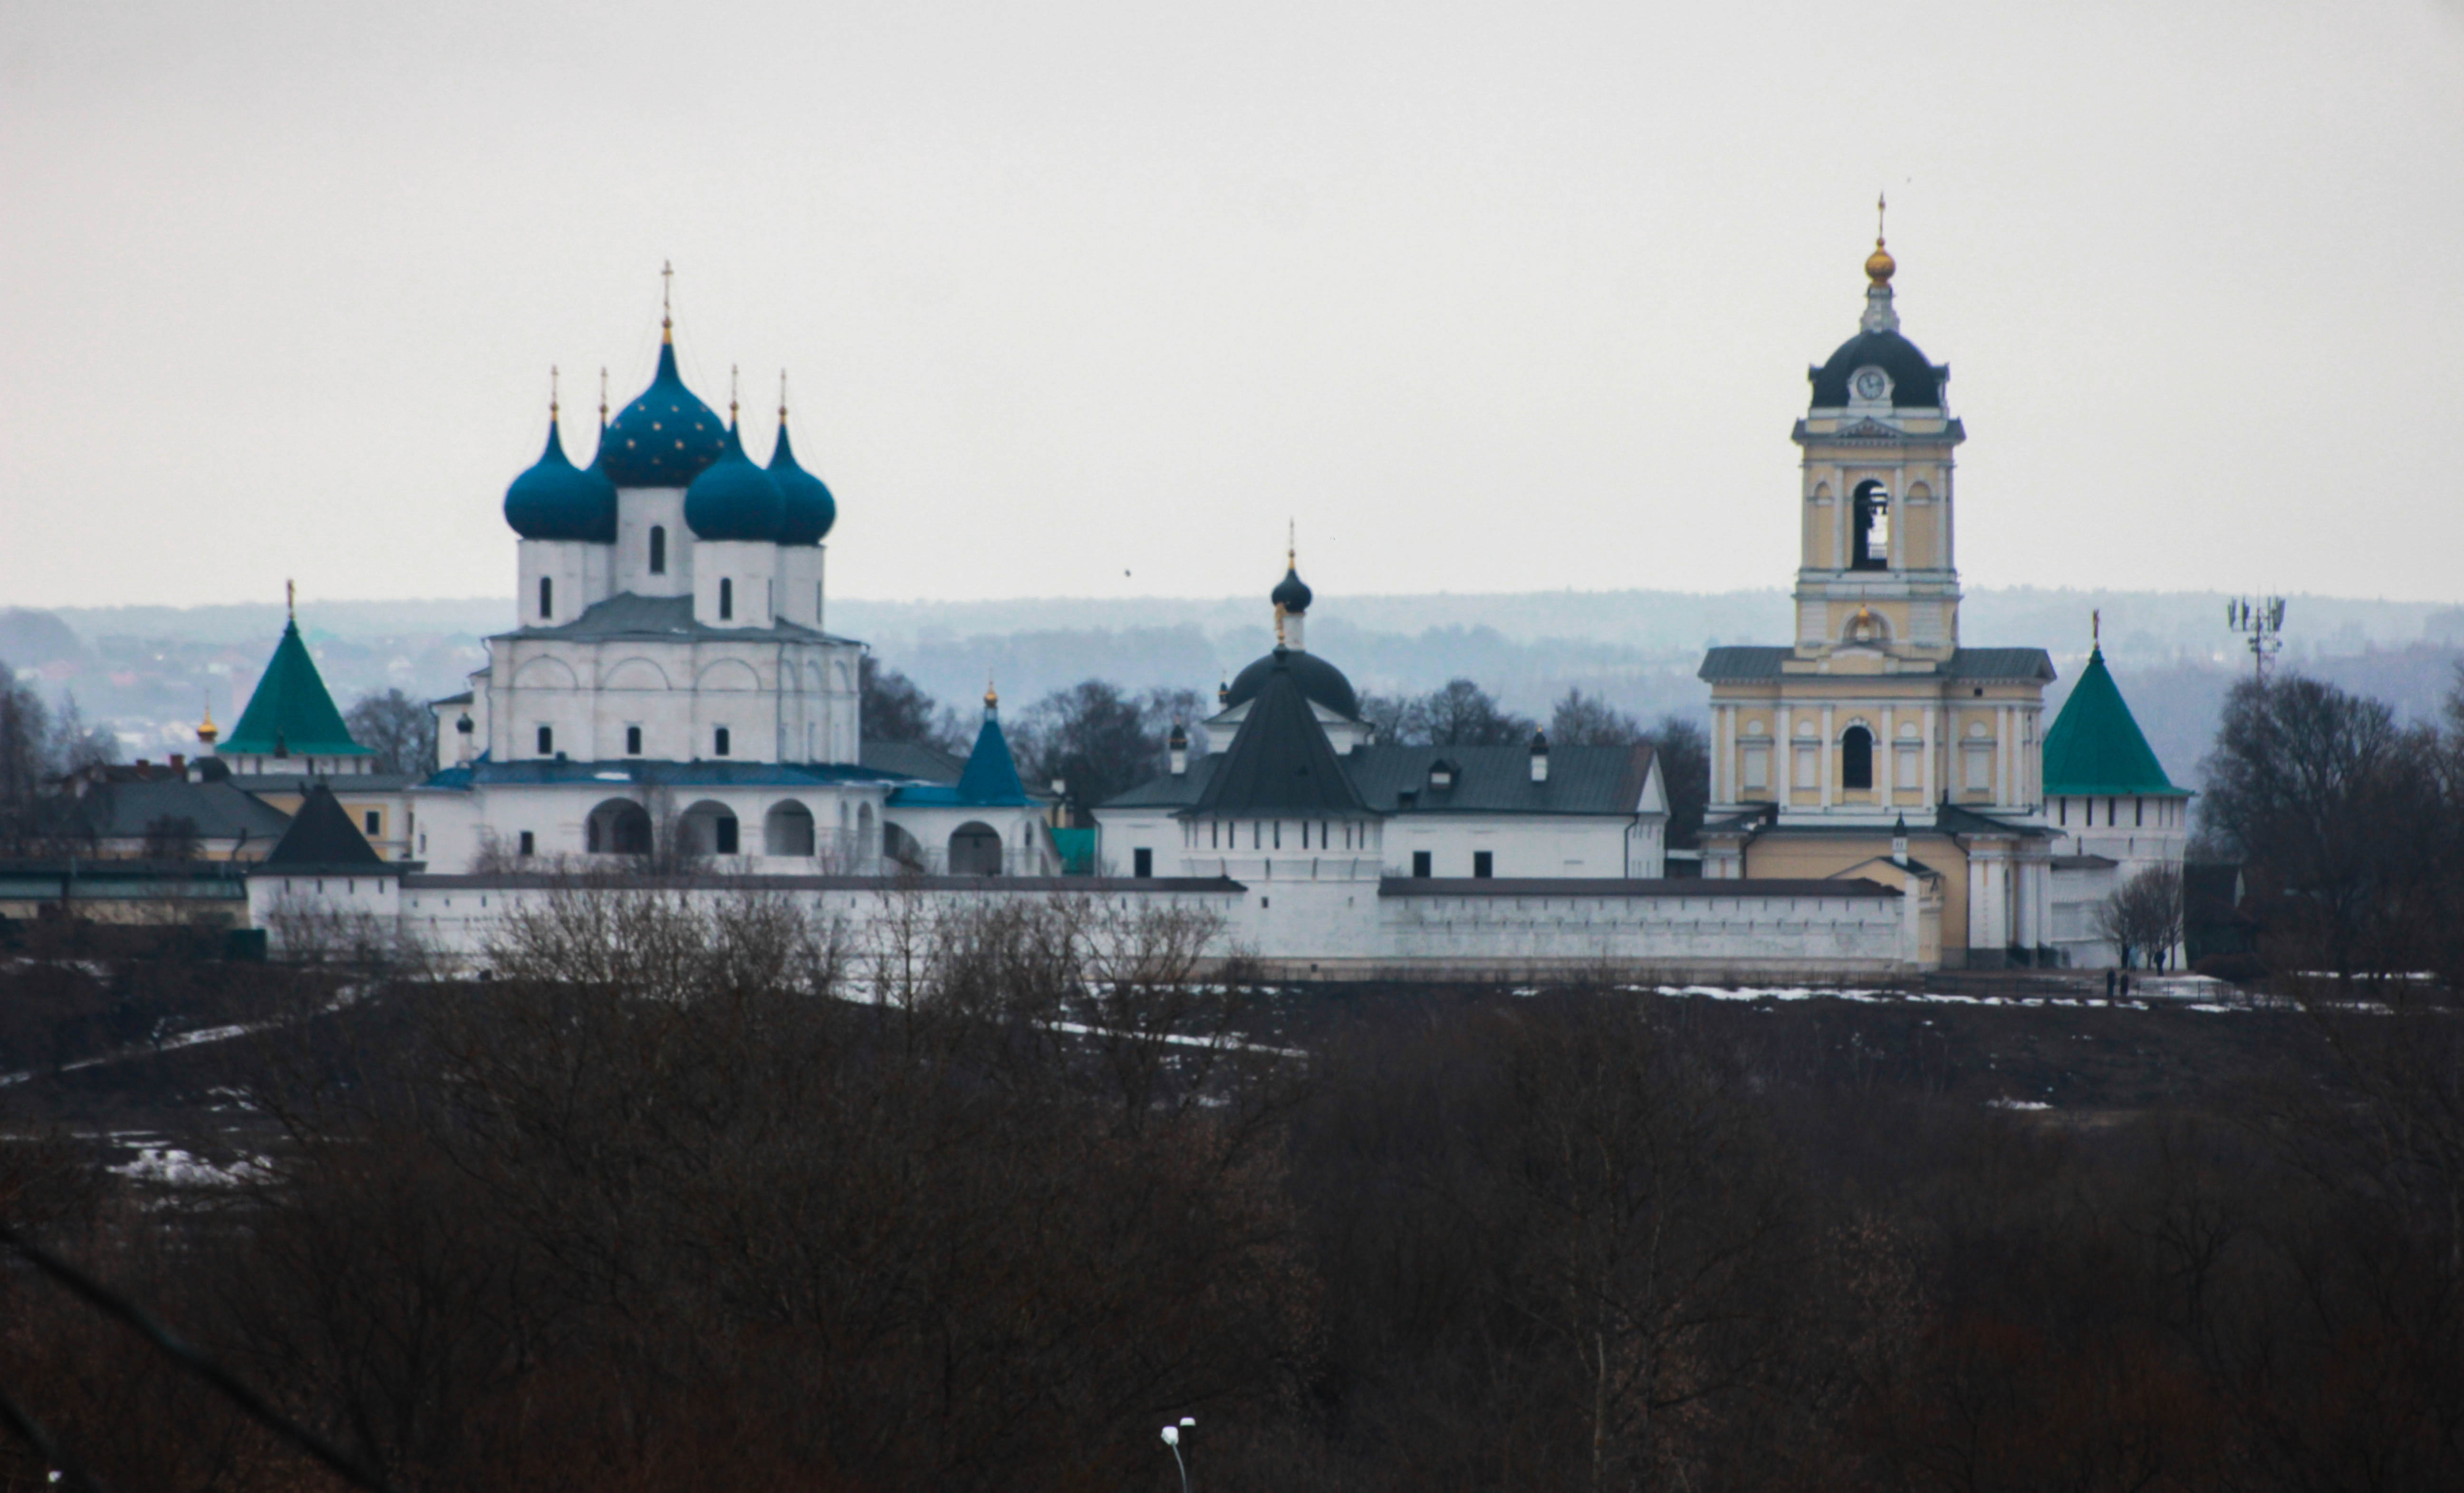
(1223, 647), (1359, 719)
(261, 783), (384, 868)
(860, 740), (966, 783)
(1698, 645), (2054, 683)
(1809, 328), (1946, 409)
(495, 592), (857, 647)
(1188, 651), (1372, 818)
(77, 780), (292, 844)
(1344, 743), (1653, 816)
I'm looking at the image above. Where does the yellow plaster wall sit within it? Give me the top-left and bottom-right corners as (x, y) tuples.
(1743, 831), (1973, 950)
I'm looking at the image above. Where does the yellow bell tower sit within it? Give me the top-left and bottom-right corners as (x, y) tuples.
(1789, 196), (1963, 663)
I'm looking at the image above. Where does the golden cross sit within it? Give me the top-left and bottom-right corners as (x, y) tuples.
(1876, 191), (1887, 247)
(1287, 517), (1296, 565)
(729, 363), (739, 419)
(286, 579), (295, 621)
(598, 367), (608, 427)
(779, 368), (789, 420)
(661, 260), (673, 324)
(2093, 608), (2101, 646)
(549, 364), (559, 416)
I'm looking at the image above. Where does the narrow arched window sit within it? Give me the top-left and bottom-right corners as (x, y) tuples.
(648, 526), (666, 574)
(539, 576), (553, 620)
(1841, 725), (1874, 790)
(714, 726), (731, 757)
(1850, 480), (1891, 570)
(719, 578), (733, 621)
(536, 725), (553, 756)
(625, 725), (642, 756)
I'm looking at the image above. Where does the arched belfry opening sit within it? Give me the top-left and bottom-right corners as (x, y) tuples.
(1850, 479), (1891, 570)
(1840, 725), (1876, 791)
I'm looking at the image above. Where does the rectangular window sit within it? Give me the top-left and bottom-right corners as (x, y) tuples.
(719, 578), (733, 620)
(363, 810), (380, 835)
(518, 831), (534, 857)
(648, 525), (666, 574)
(1742, 746), (1769, 792)
(626, 726), (642, 755)
(1133, 847), (1153, 877)
(539, 576), (552, 619)
(2136, 797), (2144, 827)
(537, 725), (553, 756)
(1473, 851), (1493, 879)
(714, 727), (731, 757)
(1413, 850), (1433, 878)
(1272, 821), (1281, 849)
(715, 818), (738, 855)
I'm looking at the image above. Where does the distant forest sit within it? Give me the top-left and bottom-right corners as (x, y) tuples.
(7, 586), (2463, 788)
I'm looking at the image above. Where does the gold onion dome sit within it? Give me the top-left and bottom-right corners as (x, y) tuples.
(1866, 239), (1896, 286)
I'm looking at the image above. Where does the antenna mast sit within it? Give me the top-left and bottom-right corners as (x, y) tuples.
(2226, 594), (2287, 682)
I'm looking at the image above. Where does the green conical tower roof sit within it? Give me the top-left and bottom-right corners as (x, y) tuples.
(2042, 646), (2182, 797)
(218, 619), (370, 759)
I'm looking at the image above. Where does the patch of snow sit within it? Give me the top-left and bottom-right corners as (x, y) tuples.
(110, 1148), (272, 1189)
(1986, 1099), (2053, 1111)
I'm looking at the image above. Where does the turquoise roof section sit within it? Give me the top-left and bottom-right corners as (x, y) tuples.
(2042, 646), (2185, 796)
(891, 702), (1035, 808)
(684, 420), (786, 541)
(600, 340), (727, 487)
(219, 621), (372, 759)
(503, 414), (618, 541)
(768, 419), (837, 545)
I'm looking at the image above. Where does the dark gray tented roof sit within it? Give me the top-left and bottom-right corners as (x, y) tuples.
(262, 783), (385, 868)
(1188, 652), (1372, 818)
(1810, 329), (1945, 409)
(495, 592), (858, 646)
(1224, 648), (1359, 719)
(1697, 646), (2055, 683)
(1345, 744), (1654, 816)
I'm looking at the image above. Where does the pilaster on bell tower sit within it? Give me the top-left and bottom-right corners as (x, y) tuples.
(1789, 200), (1965, 670)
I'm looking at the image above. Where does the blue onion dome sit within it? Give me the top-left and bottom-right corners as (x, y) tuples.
(683, 419), (786, 541)
(503, 413), (617, 541)
(600, 338), (728, 487)
(1271, 561), (1313, 614)
(768, 416), (837, 545)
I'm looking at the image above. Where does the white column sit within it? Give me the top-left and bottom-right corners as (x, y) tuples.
(1819, 704), (1835, 809)
(1921, 703), (1936, 806)
(1777, 711), (1792, 804)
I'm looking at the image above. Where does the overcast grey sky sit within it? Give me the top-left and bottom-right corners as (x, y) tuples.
(5, 0), (2462, 613)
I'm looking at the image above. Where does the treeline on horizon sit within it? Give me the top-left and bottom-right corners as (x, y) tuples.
(4, 884), (2464, 1491)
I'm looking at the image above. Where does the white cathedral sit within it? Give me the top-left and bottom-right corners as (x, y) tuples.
(242, 235), (2188, 976)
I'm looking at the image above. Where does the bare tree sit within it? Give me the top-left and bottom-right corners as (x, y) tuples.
(343, 688), (437, 776)
(1550, 688), (1643, 747)
(2095, 862), (2185, 969)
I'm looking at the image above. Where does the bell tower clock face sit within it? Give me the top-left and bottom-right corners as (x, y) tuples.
(1851, 367), (1890, 402)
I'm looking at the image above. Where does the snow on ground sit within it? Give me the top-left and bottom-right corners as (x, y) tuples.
(108, 1146), (272, 1188)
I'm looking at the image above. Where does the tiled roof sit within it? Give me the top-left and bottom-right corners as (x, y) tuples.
(2042, 647), (2184, 795)
(219, 621), (370, 758)
(494, 592), (858, 647)
(260, 783), (384, 869)
(1187, 654), (1372, 818)
(1698, 645), (2055, 683)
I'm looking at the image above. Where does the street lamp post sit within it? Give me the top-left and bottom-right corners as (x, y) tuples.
(1160, 1416), (1196, 1492)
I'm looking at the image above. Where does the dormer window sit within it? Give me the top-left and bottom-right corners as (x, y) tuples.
(1428, 760), (1456, 791)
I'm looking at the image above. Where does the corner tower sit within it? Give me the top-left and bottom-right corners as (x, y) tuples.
(1790, 209), (1964, 660)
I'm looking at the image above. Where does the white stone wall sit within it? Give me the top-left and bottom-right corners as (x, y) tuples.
(615, 488), (692, 597)
(486, 633), (860, 767)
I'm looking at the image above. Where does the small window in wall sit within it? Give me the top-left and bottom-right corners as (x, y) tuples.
(719, 578), (733, 620)
(518, 831), (535, 857)
(539, 576), (553, 620)
(363, 810), (381, 835)
(1413, 850), (1433, 878)
(714, 727), (732, 757)
(536, 725), (553, 756)
(1841, 726), (1875, 790)
(626, 725), (642, 755)
(1134, 847), (1153, 877)
(2058, 798), (2067, 826)
(649, 526), (666, 574)
(1473, 851), (1493, 879)
(2136, 797), (2145, 827)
